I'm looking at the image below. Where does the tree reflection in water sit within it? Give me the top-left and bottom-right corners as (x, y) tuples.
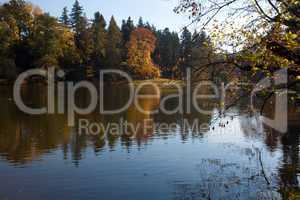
(0, 85), (299, 199)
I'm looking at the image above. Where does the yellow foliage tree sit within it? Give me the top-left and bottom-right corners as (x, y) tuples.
(126, 27), (160, 79)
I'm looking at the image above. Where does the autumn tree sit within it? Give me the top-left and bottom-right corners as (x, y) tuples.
(175, 0), (300, 114)
(127, 27), (160, 78)
(2, 0), (33, 40)
(0, 0), (35, 71)
(57, 26), (80, 70)
(0, 19), (17, 79)
(0, 0), (225, 82)
(29, 13), (63, 69)
(175, 0), (300, 79)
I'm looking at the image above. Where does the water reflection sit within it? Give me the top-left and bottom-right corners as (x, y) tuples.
(279, 125), (300, 199)
(0, 84), (299, 199)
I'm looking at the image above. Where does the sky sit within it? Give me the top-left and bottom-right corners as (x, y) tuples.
(0, 0), (193, 32)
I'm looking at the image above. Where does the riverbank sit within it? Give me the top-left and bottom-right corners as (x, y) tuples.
(132, 78), (183, 87)
(0, 77), (184, 87)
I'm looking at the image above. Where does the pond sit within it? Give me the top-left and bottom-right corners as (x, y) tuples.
(0, 83), (299, 200)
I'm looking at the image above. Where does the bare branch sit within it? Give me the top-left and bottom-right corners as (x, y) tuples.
(253, 0), (274, 21)
(266, 0), (280, 14)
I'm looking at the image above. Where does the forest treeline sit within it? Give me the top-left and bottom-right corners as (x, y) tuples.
(0, 0), (213, 81)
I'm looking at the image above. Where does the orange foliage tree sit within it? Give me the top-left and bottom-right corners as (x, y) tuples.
(126, 27), (160, 79)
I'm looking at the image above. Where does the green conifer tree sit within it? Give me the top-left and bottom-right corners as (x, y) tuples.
(59, 7), (70, 26)
(106, 16), (122, 68)
(91, 12), (107, 68)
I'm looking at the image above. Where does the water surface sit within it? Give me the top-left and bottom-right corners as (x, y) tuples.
(0, 84), (299, 200)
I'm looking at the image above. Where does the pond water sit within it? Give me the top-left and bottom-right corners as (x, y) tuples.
(0, 83), (299, 200)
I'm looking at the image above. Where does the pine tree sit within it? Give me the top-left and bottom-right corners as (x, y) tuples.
(179, 27), (192, 76)
(144, 22), (152, 30)
(75, 16), (93, 65)
(121, 17), (134, 44)
(121, 17), (135, 60)
(192, 30), (207, 47)
(190, 30), (214, 72)
(153, 28), (180, 78)
(70, 1), (92, 65)
(138, 17), (144, 28)
(59, 7), (70, 26)
(70, 0), (83, 32)
(91, 12), (107, 68)
(106, 16), (122, 68)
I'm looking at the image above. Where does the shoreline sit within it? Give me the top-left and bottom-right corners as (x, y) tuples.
(0, 78), (184, 88)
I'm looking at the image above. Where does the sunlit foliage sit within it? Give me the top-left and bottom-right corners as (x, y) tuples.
(127, 27), (160, 78)
(0, 0), (215, 81)
(175, 0), (300, 80)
